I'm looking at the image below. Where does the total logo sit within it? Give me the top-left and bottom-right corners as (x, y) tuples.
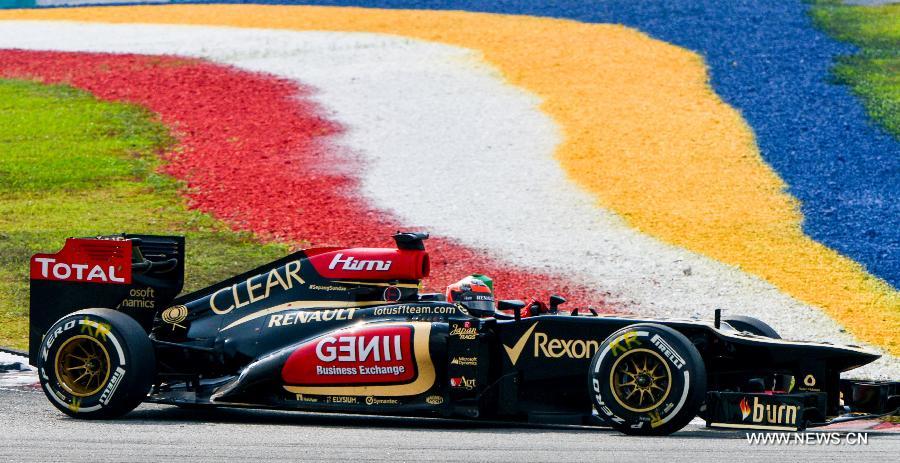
(329, 253), (392, 272)
(32, 257), (126, 283)
(740, 397), (798, 425)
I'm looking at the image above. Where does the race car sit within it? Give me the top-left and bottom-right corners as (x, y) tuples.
(28, 232), (898, 435)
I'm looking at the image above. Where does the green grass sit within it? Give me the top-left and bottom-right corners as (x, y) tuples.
(811, 0), (900, 138)
(0, 79), (290, 350)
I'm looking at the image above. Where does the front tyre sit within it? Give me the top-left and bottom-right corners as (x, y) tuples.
(589, 324), (706, 435)
(37, 308), (154, 419)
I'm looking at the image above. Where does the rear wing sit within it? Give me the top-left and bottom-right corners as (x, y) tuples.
(29, 234), (184, 364)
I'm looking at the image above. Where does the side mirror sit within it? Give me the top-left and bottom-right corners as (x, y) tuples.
(393, 231), (429, 250)
(746, 378), (766, 393)
(549, 294), (566, 313)
(498, 300), (527, 321)
(498, 300), (526, 311)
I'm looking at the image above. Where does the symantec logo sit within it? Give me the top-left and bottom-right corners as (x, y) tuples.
(30, 238), (131, 285)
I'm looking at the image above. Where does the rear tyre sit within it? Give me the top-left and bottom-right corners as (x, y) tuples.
(37, 308), (155, 419)
(589, 323), (706, 436)
(723, 315), (780, 339)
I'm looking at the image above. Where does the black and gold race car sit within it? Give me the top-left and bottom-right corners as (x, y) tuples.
(28, 232), (898, 435)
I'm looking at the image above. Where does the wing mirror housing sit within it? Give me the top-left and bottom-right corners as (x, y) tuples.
(549, 294), (567, 313)
(498, 300), (527, 321)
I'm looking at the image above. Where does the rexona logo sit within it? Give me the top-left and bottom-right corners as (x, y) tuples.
(282, 325), (416, 386)
(533, 333), (599, 360)
(503, 323), (600, 365)
(741, 397), (799, 426)
(32, 257), (127, 284)
(329, 253), (392, 272)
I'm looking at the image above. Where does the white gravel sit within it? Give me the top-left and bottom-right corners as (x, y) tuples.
(0, 351), (29, 367)
(0, 351), (36, 388)
(0, 20), (895, 378)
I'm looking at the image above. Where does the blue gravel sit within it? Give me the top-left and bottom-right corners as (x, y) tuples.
(54, 0), (900, 288)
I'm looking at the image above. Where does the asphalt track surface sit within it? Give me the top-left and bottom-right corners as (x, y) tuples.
(0, 389), (897, 463)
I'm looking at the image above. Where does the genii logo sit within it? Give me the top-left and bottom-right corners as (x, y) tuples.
(282, 325), (416, 386)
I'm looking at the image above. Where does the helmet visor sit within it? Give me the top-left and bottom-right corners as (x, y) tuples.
(459, 297), (494, 315)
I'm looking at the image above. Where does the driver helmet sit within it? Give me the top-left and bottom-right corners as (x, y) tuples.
(446, 275), (495, 316)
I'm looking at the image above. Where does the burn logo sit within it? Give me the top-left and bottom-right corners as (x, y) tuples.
(740, 397), (798, 426)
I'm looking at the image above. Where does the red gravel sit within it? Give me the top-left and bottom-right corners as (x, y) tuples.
(0, 50), (611, 307)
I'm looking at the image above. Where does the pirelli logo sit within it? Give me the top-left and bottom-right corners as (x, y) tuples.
(650, 334), (685, 369)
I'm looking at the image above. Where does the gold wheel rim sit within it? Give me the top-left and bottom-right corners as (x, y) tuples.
(54, 335), (111, 397)
(608, 348), (672, 413)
